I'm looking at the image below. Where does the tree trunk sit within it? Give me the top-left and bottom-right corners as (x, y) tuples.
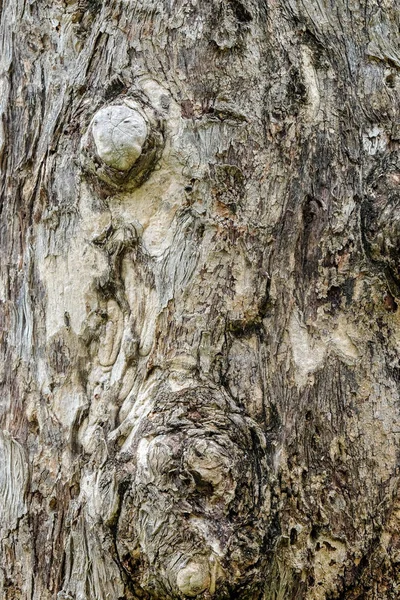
(1, 1), (400, 598)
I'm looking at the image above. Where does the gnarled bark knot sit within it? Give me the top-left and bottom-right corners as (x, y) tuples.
(117, 386), (270, 598)
(92, 105), (148, 172)
(80, 98), (164, 191)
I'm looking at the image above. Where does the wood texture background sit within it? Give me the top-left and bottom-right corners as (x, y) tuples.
(1, 1), (400, 598)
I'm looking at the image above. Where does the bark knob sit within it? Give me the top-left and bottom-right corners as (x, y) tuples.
(176, 561), (210, 597)
(91, 105), (148, 171)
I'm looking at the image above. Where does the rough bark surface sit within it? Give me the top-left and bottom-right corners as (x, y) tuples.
(1, 1), (400, 599)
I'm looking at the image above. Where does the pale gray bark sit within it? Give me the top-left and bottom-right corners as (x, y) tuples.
(1, 1), (400, 599)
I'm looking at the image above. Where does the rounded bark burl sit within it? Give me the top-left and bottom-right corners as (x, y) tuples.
(80, 97), (164, 191)
(176, 562), (211, 597)
(117, 386), (270, 599)
(91, 105), (148, 172)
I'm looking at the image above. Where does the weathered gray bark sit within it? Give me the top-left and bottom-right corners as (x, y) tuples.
(1, 0), (400, 598)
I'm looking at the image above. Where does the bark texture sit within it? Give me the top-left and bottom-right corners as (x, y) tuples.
(1, 1), (400, 599)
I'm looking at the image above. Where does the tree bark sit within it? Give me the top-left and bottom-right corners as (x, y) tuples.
(1, 1), (400, 598)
